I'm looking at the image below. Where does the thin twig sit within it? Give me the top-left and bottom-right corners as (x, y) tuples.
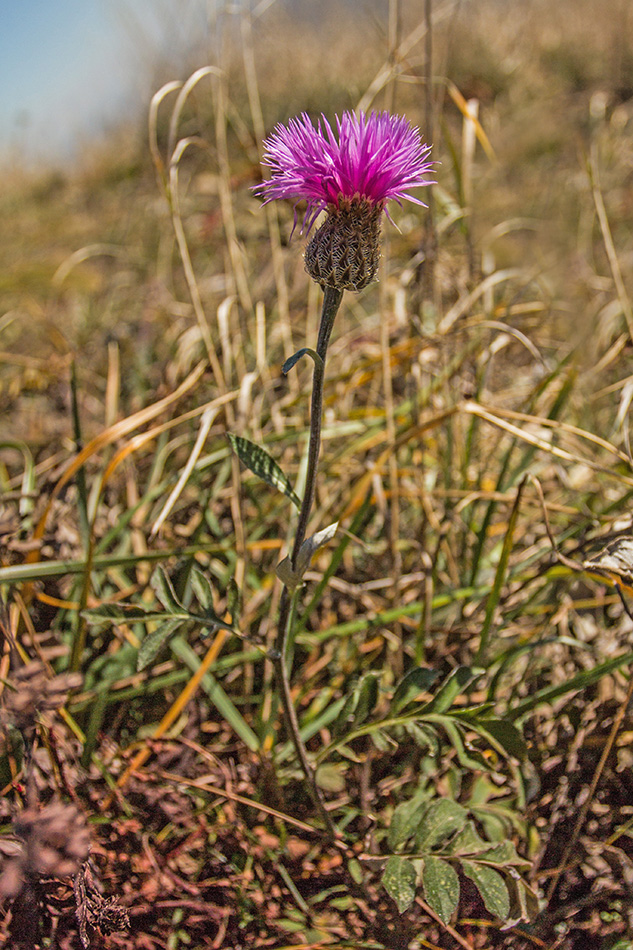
(416, 897), (475, 950)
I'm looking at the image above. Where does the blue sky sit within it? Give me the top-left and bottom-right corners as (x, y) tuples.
(0, 0), (207, 164)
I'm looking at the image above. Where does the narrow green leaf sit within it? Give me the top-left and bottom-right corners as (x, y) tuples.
(188, 570), (240, 636)
(461, 860), (510, 920)
(332, 689), (360, 739)
(506, 648), (633, 720)
(475, 474), (527, 665)
(388, 789), (431, 851)
(476, 840), (531, 870)
(415, 798), (468, 852)
(415, 799), (468, 852)
(371, 729), (397, 752)
(82, 604), (152, 623)
(226, 578), (241, 622)
(332, 672), (380, 738)
(190, 567), (214, 609)
(137, 618), (184, 671)
(348, 858), (364, 885)
(382, 856), (417, 913)
(422, 856), (460, 924)
(466, 716), (527, 761)
(447, 821), (489, 856)
(350, 671), (380, 730)
(422, 666), (483, 714)
(0, 544), (236, 585)
(391, 667), (439, 714)
(298, 694), (347, 742)
(228, 433), (300, 508)
(151, 566), (184, 613)
(170, 638), (260, 752)
(404, 722), (439, 756)
(282, 347), (322, 375)
(435, 717), (488, 771)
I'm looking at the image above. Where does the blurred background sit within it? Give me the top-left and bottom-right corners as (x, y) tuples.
(1, 0), (212, 162)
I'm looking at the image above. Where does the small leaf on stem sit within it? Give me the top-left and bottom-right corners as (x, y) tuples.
(228, 433), (301, 508)
(282, 347), (322, 375)
(382, 855), (417, 913)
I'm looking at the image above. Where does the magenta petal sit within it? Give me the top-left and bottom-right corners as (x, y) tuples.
(253, 110), (434, 232)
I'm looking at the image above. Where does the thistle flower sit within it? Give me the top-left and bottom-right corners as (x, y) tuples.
(255, 111), (434, 291)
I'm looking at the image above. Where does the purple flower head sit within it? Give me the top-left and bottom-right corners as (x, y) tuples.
(254, 110), (434, 232)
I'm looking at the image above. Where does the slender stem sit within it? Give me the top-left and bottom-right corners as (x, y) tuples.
(273, 285), (344, 841)
(290, 286), (344, 565)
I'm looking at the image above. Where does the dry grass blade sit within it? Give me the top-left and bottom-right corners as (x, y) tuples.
(51, 245), (130, 288)
(446, 80), (496, 162)
(588, 147), (633, 343)
(156, 769), (319, 836)
(167, 66), (222, 162)
(356, 1), (457, 113)
(462, 401), (633, 488)
(150, 406), (219, 538)
(437, 268), (527, 333)
(148, 79), (183, 185)
(27, 366), (229, 553)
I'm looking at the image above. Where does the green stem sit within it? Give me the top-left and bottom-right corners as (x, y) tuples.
(273, 285), (343, 841)
(289, 285), (344, 564)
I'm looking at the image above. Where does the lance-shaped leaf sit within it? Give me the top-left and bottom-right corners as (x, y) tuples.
(188, 569), (241, 634)
(382, 855), (417, 913)
(421, 665), (483, 714)
(226, 578), (241, 622)
(333, 670), (380, 738)
(388, 788), (432, 851)
(391, 666), (439, 714)
(151, 566), (186, 614)
(190, 567), (214, 609)
(461, 860), (510, 920)
(228, 433), (300, 508)
(137, 618), (184, 671)
(422, 856), (460, 924)
(415, 798), (468, 851)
